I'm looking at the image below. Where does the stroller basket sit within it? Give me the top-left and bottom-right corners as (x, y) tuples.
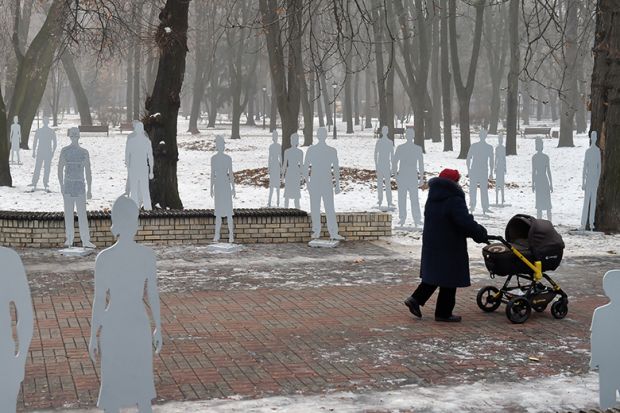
(483, 215), (565, 276)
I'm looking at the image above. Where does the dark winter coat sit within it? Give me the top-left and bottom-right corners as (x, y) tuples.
(420, 177), (488, 288)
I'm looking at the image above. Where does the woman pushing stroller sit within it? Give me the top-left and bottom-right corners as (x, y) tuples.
(405, 169), (489, 322)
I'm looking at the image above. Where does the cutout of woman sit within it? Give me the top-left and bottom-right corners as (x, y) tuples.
(0, 247), (33, 413)
(10, 116), (21, 165)
(89, 196), (162, 413)
(282, 133), (304, 209)
(211, 135), (236, 243)
(532, 138), (553, 221)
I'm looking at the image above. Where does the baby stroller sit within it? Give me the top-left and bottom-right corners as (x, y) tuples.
(477, 214), (568, 324)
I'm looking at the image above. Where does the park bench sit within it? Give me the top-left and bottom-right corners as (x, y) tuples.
(66, 125), (109, 137)
(374, 127), (406, 139)
(522, 127), (551, 138)
(119, 122), (133, 133)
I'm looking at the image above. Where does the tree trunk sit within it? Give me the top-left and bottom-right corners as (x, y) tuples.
(301, 70), (314, 146)
(372, 0), (395, 136)
(576, 76), (588, 133)
(354, 72), (360, 126)
(559, 0), (578, 147)
(0, 86), (12, 186)
(144, 0), (190, 210)
(61, 52), (93, 126)
(345, 72), (353, 134)
(320, 71), (332, 126)
(536, 85), (544, 121)
(430, 4), (442, 142)
(364, 67), (373, 129)
(269, 80), (277, 132)
(440, 0), (453, 151)
(522, 82), (531, 126)
(317, 76), (325, 127)
(133, 12), (142, 121)
(126, 54), (133, 122)
(592, 0), (620, 232)
(505, 0), (519, 156)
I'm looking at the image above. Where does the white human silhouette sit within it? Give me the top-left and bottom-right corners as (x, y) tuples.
(581, 131), (601, 231)
(0, 248), (33, 413)
(591, 269), (620, 410)
(466, 129), (494, 214)
(9, 117), (21, 165)
(89, 196), (162, 413)
(532, 138), (553, 221)
(304, 127), (343, 240)
(375, 126), (395, 208)
(211, 136), (235, 243)
(124, 120), (141, 196)
(282, 133), (304, 209)
(30, 117), (57, 192)
(392, 128), (424, 227)
(126, 122), (154, 211)
(58, 127), (95, 248)
(268, 130), (282, 207)
(495, 133), (507, 206)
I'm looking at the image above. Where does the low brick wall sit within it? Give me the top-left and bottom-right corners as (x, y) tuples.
(0, 209), (392, 248)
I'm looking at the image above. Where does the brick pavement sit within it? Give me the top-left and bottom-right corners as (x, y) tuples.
(14, 241), (620, 411)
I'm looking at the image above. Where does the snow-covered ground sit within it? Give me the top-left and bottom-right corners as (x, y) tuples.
(2, 116), (618, 255)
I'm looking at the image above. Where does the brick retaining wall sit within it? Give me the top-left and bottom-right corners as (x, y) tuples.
(0, 209), (392, 248)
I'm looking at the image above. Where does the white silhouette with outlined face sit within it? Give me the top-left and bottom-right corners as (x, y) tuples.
(211, 135), (235, 243)
(89, 196), (162, 413)
(591, 270), (620, 410)
(31, 116), (57, 191)
(532, 138), (553, 221)
(393, 128), (424, 227)
(581, 131), (601, 231)
(282, 133), (304, 209)
(304, 127), (342, 240)
(58, 127), (95, 248)
(126, 122), (154, 211)
(9, 116), (21, 165)
(495, 133), (507, 205)
(466, 129), (494, 213)
(375, 126), (394, 207)
(268, 130), (282, 207)
(0, 247), (33, 413)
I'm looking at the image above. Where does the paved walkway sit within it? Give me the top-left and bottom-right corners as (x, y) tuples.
(15, 240), (620, 411)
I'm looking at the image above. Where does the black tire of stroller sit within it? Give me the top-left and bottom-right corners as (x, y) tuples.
(506, 297), (531, 324)
(476, 286), (502, 312)
(551, 300), (568, 319)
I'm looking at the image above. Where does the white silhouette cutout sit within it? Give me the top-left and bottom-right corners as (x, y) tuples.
(268, 130), (282, 207)
(89, 196), (162, 413)
(282, 133), (304, 209)
(31, 117), (57, 192)
(495, 133), (507, 206)
(375, 126), (394, 208)
(304, 127), (343, 240)
(126, 122), (154, 211)
(58, 127), (95, 248)
(0, 248), (33, 413)
(211, 136), (235, 243)
(591, 269), (620, 410)
(466, 129), (494, 214)
(9, 117), (21, 165)
(581, 131), (601, 231)
(393, 128), (424, 227)
(532, 138), (553, 221)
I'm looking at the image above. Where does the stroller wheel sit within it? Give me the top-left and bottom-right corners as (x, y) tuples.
(551, 300), (568, 319)
(477, 286), (502, 312)
(506, 297), (531, 324)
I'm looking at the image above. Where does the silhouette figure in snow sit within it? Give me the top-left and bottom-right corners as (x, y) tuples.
(268, 130), (282, 207)
(0, 248), (33, 413)
(495, 133), (507, 206)
(282, 133), (304, 209)
(89, 196), (162, 413)
(375, 126), (394, 208)
(31, 117), (57, 192)
(393, 128), (424, 227)
(532, 138), (553, 221)
(58, 127), (95, 248)
(125, 122), (154, 211)
(466, 129), (494, 213)
(304, 127), (342, 240)
(591, 270), (620, 410)
(9, 117), (21, 165)
(581, 131), (601, 231)
(211, 136), (235, 243)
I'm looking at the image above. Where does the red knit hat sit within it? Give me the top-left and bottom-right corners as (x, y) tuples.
(439, 168), (461, 182)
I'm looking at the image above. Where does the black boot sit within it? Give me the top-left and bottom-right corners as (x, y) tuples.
(404, 296), (422, 318)
(435, 315), (462, 322)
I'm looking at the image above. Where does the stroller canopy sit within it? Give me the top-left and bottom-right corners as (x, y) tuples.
(505, 214), (565, 261)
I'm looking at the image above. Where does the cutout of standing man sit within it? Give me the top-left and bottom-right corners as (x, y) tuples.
(282, 133), (304, 209)
(30, 116), (57, 192)
(466, 129), (494, 214)
(58, 127), (95, 248)
(532, 138), (553, 221)
(393, 128), (424, 227)
(10, 117), (21, 165)
(375, 126), (395, 208)
(0, 247), (33, 413)
(304, 127), (343, 240)
(267, 130), (282, 207)
(211, 136), (236, 243)
(125, 121), (154, 211)
(581, 131), (601, 231)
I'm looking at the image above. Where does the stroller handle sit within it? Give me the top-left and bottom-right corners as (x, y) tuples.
(487, 235), (510, 247)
